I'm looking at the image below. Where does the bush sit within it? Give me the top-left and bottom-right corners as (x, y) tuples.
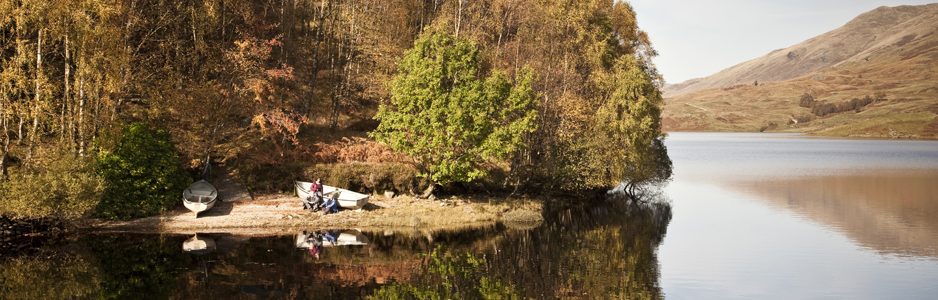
(304, 162), (427, 195)
(0, 153), (103, 220)
(811, 94), (879, 117)
(759, 122), (779, 132)
(799, 93), (815, 108)
(96, 123), (190, 220)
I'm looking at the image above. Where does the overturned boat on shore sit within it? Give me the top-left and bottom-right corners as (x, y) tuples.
(295, 181), (370, 210)
(183, 180), (218, 216)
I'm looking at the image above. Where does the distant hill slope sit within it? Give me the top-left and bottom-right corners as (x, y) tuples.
(663, 4), (938, 139)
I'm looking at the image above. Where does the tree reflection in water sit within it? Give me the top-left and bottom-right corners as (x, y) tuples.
(370, 194), (673, 299)
(0, 195), (671, 299)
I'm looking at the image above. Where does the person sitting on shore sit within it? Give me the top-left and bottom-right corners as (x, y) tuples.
(302, 195), (317, 211)
(313, 178), (323, 199)
(304, 179), (325, 211)
(322, 192), (339, 215)
(312, 179), (324, 209)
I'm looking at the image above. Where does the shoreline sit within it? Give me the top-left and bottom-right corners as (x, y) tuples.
(665, 130), (938, 141)
(77, 194), (544, 235)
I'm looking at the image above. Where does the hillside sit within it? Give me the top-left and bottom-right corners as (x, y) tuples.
(663, 4), (938, 139)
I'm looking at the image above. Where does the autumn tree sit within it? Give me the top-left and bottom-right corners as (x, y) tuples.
(592, 57), (671, 192)
(453, 0), (673, 191)
(372, 32), (538, 186)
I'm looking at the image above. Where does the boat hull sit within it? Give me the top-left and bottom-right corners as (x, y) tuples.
(183, 199), (216, 214)
(296, 181), (370, 210)
(183, 180), (218, 214)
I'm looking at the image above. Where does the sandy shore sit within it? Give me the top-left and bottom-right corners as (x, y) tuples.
(81, 194), (544, 235)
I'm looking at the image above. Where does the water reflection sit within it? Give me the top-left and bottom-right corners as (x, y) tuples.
(295, 230), (370, 249)
(370, 197), (672, 298)
(661, 133), (938, 299)
(488, 197), (672, 298)
(0, 196), (672, 299)
(732, 170), (938, 258)
(182, 234), (217, 255)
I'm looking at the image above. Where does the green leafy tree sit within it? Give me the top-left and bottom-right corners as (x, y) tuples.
(372, 32), (538, 185)
(592, 57), (672, 191)
(96, 123), (190, 220)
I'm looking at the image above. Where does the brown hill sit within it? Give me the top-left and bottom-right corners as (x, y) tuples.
(663, 4), (938, 139)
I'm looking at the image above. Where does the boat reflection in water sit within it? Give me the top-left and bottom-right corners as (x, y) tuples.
(295, 230), (370, 249)
(182, 234), (217, 255)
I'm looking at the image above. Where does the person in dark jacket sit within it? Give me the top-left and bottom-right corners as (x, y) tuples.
(322, 192), (339, 214)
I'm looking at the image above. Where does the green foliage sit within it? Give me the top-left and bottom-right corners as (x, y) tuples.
(96, 123), (190, 220)
(372, 31), (538, 186)
(590, 57), (672, 189)
(0, 152), (103, 220)
(304, 162), (428, 194)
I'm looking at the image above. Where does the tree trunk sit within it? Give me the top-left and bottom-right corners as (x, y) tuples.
(1, 87), (8, 178)
(62, 34), (70, 144)
(26, 29), (43, 166)
(92, 83), (101, 149)
(454, 0), (463, 38)
(17, 116), (24, 145)
(77, 72), (86, 156)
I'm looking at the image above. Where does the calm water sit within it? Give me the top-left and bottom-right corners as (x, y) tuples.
(661, 132), (938, 299)
(2, 132), (938, 299)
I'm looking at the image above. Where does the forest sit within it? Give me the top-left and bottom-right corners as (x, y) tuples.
(0, 0), (670, 220)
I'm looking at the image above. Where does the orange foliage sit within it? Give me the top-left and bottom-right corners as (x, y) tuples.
(312, 137), (411, 164)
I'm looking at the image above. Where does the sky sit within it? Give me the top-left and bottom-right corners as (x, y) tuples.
(629, 0), (938, 84)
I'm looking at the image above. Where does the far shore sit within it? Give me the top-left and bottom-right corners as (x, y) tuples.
(78, 194), (544, 235)
(664, 130), (938, 140)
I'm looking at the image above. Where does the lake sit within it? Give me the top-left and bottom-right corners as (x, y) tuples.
(2, 132), (937, 299)
(661, 132), (938, 299)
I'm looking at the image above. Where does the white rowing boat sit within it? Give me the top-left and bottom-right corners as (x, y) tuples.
(295, 181), (370, 210)
(183, 180), (218, 215)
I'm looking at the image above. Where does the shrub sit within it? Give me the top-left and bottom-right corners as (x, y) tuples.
(799, 93), (815, 108)
(304, 162), (427, 195)
(811, 94), (878, 117)
(96, 123), (190, 220)
(0, 153), (103, 220)
(759, 122), (779, 132)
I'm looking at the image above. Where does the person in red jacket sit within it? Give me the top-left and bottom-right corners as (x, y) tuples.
(305, 178), (325, 211)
